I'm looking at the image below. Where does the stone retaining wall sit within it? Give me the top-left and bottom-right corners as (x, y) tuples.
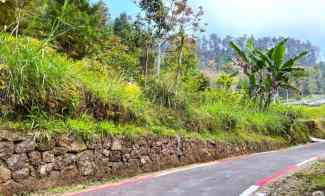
(0, 130), (286, 195)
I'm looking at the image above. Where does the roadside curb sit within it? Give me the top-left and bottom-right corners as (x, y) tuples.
(240, 156), (321, 196)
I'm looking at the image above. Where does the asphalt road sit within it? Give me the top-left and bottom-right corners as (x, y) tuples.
(72, 142), (325, 196)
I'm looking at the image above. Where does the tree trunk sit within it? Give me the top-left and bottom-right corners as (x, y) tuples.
(144, 45), (149, 88)
(176, 33), (185, 81)
(286, 89), (289, 103)
(156, 41), (162, 77)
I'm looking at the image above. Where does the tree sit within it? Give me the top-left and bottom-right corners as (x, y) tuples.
(169, 1), (205, 80)
(0, 0), (17, 31)
(0, 0), (33, 34)
(24, 0), (109, 59)
(230, 38), (308, 110)
(136, 0), (172, 77)
(137, 0), (205, 80)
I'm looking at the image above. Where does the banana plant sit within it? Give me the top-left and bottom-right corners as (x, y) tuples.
(230, 37), (308, 110)
(230, 37), (267, 99)
(257, 39), (307, 108)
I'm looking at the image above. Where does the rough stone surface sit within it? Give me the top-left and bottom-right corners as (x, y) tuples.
(0, 130), (287, 195)
(111, 139), (122, 151)
(12, 168), (29, 180)
(28, 151), (42, 166)
(0, 165), (11, 183)
(15, 139), (35, 153)
(0, 142), (14, 159)
(313, 191), (325, 196)
(38, 163), (54, 177)
(0, 130), (24, 142)
(42, 151), (55, 163)
(56, 135), (87, 153)
(6, 154), (28, 170)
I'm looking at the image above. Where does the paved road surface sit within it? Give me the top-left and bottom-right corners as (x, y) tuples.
(72, 142), (325, 196)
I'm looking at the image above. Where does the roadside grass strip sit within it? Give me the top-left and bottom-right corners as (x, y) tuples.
(240, 156), (321, 196)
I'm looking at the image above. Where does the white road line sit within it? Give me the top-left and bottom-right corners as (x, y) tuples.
(155, 162), (219, 177)
(240, 156), (322, 196)
(296, 156), (319, 167)
(239, 185), (260, 196)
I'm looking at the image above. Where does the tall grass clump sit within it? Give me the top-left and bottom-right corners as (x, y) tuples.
(0, 33), (146, 125)
(0, 33), (79, 118)
(73, 60), (146, 122)
(189, 89), (295, 137)
(145, 74), (186, 109)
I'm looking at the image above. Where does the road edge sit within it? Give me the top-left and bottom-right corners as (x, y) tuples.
(65, 142), (324, 196)
(239, 156), (321, 196)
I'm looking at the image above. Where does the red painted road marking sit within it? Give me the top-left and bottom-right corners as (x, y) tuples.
(66, 142), (324, 196)
(255, 165), (297, 186)
(240, 155), (322, 196)
(65, 152), (264, 195)
(65, 175), (153, 196)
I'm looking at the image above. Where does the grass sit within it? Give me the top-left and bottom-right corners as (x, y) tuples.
(23, 176), (122, 196)
(0, 33), (79, 116)
(302, 161), (325, 191)
(74, 60), (146, 117)
(0, 114), (288, 147)
(0, 33), (316, 146)
(264, 160), (325, 195)
(0, 33), (146, 123)
(294, 105), (325, 119)
(196, 89), (294, 137)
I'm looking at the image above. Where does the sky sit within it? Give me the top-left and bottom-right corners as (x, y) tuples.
(105, 0), (325, 52)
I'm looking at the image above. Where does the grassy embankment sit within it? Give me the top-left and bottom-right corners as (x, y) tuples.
(0, 33), (322, 145)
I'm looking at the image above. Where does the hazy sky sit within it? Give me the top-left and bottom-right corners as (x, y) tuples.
(105, 0), (325, 51)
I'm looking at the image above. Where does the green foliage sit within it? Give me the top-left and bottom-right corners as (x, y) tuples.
(91, 36), (140, 81)
(73, 59), (146, 122)
(215, 72), (237, 90)
(294, 105), (325, 119)
(230, 38), (307, 110)
(0, 34), (79, 117)
(145, 74), (186, 109)
(0, 33), (146, 123)
(24, 0), (109, 59)
(0, 0), (316, 148)
(192, 89), (295, 138)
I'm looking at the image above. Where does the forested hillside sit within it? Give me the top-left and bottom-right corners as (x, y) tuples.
(197, 35), (320, 68)
(197, 34), (325, 96)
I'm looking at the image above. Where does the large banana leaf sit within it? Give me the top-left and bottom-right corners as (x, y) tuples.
(271, 39), (287, 66)
(229, 41), (248, 63)
(254, 49), (273, 68)
(246, 36), (254, 51)
(282, 51), (308, 69)
(279, 83), (301, 95)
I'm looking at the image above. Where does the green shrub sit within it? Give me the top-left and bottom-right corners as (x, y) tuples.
(74, 60), (146, 122)
(66, 115), (98, 137)
(201, 102), (241, 131)
(145, 74), (186, 109)
(184, 106), (216, 132)
(244, 111), (285, 135)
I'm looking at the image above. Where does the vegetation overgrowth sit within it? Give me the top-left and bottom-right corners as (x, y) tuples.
(0, 0), (323, 145)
